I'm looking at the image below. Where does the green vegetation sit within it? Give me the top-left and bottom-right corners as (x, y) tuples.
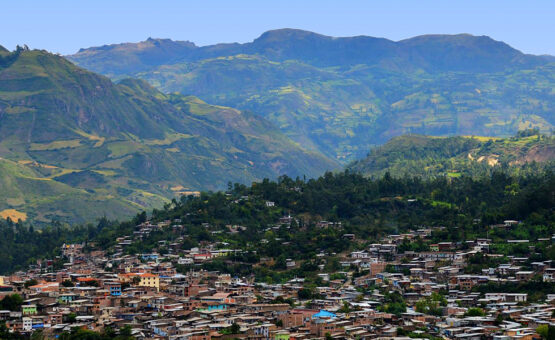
(3, 33), (554, 224)
(68, 30), (555, 161)
(464, 307), (486, 317)
(1, 167), (552, 280)
(536, 324), (555, 340)
(0, 218), (109, 273)
(220, 323), (241, 335)
(378, 291), (407, 316)
(0, 46), (337, 224)
(348, 131), (554, 178)
(415, 293), (447, 316)
(0, 294), (23, 311)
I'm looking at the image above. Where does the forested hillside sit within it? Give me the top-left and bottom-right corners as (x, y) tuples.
(1, 169), (553, 276)
(348, 131), (554, 178)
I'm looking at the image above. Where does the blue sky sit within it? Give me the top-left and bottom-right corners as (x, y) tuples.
(2, 0), (554, 55)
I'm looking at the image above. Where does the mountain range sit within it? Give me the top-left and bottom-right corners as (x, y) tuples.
(1, 29), (554, 224)
(68, 29), (555, 160)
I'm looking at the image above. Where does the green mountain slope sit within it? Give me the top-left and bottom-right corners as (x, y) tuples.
(0, 46), (337, 224)
(347, 131), (555, 178)
(0, 158), (139, 223)
(67, 29), (555, 161)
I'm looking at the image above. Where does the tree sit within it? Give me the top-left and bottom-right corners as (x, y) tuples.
(229, 323), (240, 334)
(464, 307), (486, 317)
(415, 292), (447, 316)
(0, 294), (24, 311)
(220, 323), (241, 335)
(535, 325), (555, 340)
(66, 313), (77, 323)
(119, 325), (133, 337)
(495, 313), (504, 326)
(30, 330), (45, 340)
(397, 327), (408, 336)
(338, 301), (351, 313)
(298, 287), (313, 300)
(380, 291), (406, 316)
(536, 325), (549, 339)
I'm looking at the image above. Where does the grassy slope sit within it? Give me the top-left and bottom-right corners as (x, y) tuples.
(0, 158), (139, 223)
(0, 48), (337, 224)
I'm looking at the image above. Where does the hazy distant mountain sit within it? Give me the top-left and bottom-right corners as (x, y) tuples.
(70, 38), (198, 77)
(68, 29), (555, 161)
(69, 29), (549, 74)
(0, 46), (337, 223)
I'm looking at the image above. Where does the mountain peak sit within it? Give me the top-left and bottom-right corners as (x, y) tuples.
(400, 33), (515, 50)
(144, 37), (196, 47)
(254, 28), (330, 43)
(396, 33), (538, 72)
(68, 37), (198, 76)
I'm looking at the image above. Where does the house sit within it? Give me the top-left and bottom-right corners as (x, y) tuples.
(200, 292), (236, 304)
(250, 323), (276, 338)
(542, 268), (555, 282)
(47, 314), (62, 326)
(370, 262), (387, 277)
(515, 271), (534, 281)
(438, 242), (454, 251)
(456, 275), (489, 290)
(485, 293), (527, 303)
(58, 293), (77, 304)
(140, 253), (159, 262)
(421, 252), (455, 261)
(177, 257), (194, 265)
(28, 282), (59, 293)
(139, 273), (160, 291)
(22, 317), (32, 331)
(350, 251), (371, 259)
(104, 281), (122, 296)
(22, 305), (37, 316)
(193, 253), (212, 262)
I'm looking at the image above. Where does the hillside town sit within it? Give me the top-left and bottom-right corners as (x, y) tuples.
(2, 1), (555, 339)
(0, 216), (554, 340)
